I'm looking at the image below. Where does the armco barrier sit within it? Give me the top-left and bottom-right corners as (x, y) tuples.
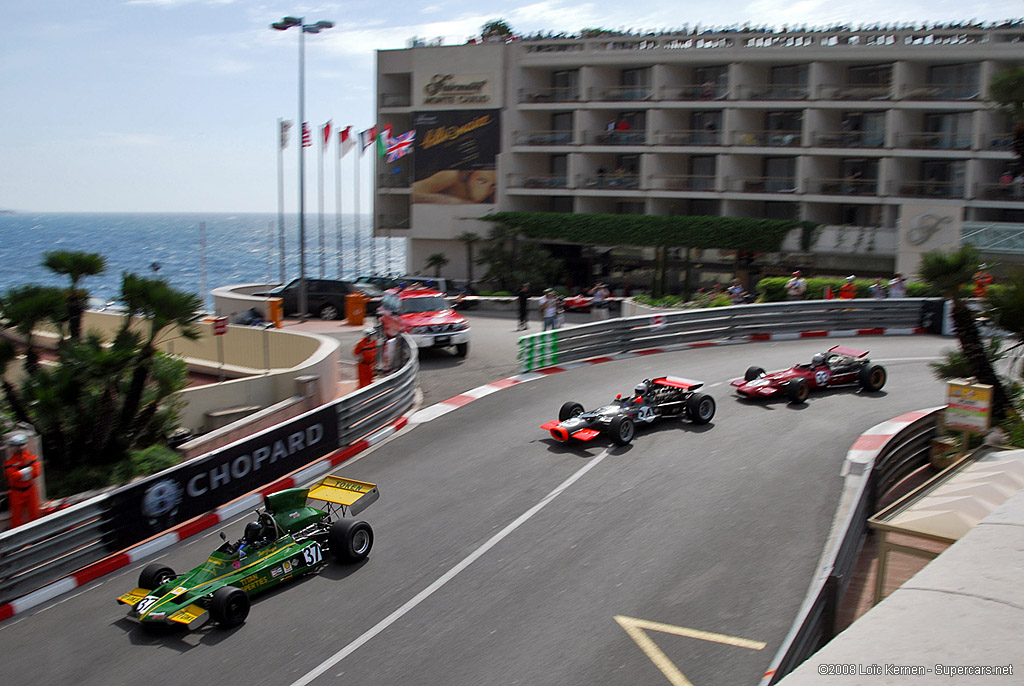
(759, 408), (941, 685)
(517, 298), (937, 372)
(0, 335), (417, 608)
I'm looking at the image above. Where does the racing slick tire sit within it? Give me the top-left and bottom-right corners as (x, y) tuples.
(607, 415), (636, 445)
(858, 364), (887, 392)
(785, 378), (810, 404)
(685, 393), (716, 424)
(455, 342), (469, 357)
(744, 366), (766, 382)
(210, 586), (250, 628)
(328, 519), (374, 563)
(139, 563), (176, 590)
(558, 401), (585, 421)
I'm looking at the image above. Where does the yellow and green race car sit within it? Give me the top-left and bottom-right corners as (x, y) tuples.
(117, 475), (378, 630)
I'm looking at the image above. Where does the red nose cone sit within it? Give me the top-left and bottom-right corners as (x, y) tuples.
(551, 427), (569, 442)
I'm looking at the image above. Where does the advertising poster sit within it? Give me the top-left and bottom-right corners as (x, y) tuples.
(945, 379), (993, 432)
(412, 109), (500, 205)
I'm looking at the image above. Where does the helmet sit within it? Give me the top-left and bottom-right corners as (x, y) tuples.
(244, 521), (263, 544)
(363, 328), (376, 337)
(634, 382), (649, 396)
(8, 433), (27, 447)
(846, 275), (856, 282)
(811, 353), (825, 366)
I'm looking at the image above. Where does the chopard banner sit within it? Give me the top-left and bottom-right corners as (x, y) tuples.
(420, 73), (492, 106)
(105, 405), (339, 549)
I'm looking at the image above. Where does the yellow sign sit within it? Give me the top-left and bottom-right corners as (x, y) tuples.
(945, 379), (992, 432)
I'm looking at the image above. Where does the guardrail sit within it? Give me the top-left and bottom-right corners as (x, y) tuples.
(0, 335), (418, 607)
(760, 409), (941, 685)
(517, 298), (935, 372)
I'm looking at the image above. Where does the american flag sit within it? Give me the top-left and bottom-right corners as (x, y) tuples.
(302, 122), (312, 148)
(385, 129), (415, 162)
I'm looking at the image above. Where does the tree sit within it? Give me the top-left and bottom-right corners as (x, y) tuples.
(456, 231), (481, 283)
(424, 253), (449, 278)
(42, 250), (106, 340)
(481, 19), (514, 42)
(477, 224), (563, 292)
(0, 284), (65, 374)
(989, 66), (1024, 173)
(918, 245), (1010, 419)
(984, 268), (1024, 377)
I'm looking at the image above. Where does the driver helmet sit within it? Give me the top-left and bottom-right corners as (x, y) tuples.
(8, 433), (27, 447)
(634, 382), (649, 397)
(244, 521), (263, 545)
(363, 328), (376, 337)
(811, 353), (825, 367)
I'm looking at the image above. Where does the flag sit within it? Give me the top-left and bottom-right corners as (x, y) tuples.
(302, 122), (312, 148)
(279, 120), (293, 149)
(359, 126), (377, 154)
(385, 129), (415, 162)
(339, 126), (355, 157)
(321, 120), (332, 149)
(376, 124), (393, 157)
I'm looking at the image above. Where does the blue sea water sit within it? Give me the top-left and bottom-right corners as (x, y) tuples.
(0, 212), (405, 307)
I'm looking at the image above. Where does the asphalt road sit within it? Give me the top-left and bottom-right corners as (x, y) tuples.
(0, 332), (955, 686)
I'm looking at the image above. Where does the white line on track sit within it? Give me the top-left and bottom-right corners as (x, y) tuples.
(288, 446), (616, 686)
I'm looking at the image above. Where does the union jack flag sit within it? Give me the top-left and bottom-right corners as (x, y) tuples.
(385, 129), (415, 162)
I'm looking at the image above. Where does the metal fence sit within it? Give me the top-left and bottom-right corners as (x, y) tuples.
(0, 335), (418, 606)
(518, 299), (934, 372)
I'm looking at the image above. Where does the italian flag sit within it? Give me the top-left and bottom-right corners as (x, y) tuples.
(376, 124), (393, 157)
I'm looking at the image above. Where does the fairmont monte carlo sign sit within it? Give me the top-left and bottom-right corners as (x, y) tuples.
(422, 73), (492, 105)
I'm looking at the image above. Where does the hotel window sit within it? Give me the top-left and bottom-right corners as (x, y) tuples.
(769, 64), (808, 98)
(923, 112), (972, 149)
(928, 64), (980, 99)
(551, 69), (580, 100)
(842, 111), (886, 147)
(848, 64), (891, 86)
(689, 156), (716, 190)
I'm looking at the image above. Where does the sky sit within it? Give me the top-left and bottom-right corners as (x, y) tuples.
(2, 0), (1021, 214)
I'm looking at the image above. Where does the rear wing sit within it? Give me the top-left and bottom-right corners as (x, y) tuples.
(307, 475), (380, 517)
(653, 376), (704, 391)
(828, 345), (868, 358)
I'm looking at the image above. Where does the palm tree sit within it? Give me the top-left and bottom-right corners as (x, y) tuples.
(989, 66), (1024, 173)
(43, 250), (106, 340)
(425, 253), (449, 278)
(918, 245), (1009, 419)
(456, 231), (481, 283)
(481, 19), (514, 41)
(0, 284), (65, 374)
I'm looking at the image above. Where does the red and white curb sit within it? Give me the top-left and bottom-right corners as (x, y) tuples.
(413, 326), (929, 424)
(0, 414), (411, 623)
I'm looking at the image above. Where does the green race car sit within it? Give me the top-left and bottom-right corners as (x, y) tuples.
(117, 475), (378, 630)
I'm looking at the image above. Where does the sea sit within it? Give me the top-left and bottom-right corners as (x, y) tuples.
(0, 212), (405, 309)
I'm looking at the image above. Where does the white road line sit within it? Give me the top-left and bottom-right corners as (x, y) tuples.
(288, 447), (615, 686)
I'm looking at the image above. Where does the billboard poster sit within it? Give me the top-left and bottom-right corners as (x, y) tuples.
(945, 379), (992, 432)
(412, 109), (500, 204)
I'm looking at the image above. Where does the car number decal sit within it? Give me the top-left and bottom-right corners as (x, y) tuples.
(637, 406), (656, 423)
(302, 543), (322, 566)
(815, 370), (830, 386)
(135, 595), (160, 613)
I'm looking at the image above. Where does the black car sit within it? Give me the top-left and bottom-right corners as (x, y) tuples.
(540, 376), (716, 445)
(255, 279), (382, 320)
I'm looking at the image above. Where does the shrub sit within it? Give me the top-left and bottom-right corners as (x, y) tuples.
(112, 444), (182, 484)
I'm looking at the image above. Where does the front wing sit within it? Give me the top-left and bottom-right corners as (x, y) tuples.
(540, 421), (601, 442)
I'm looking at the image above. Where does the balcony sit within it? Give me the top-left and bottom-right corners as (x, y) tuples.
(974, 182), (1024, 201)
(581, 172), (641, 190)
(806, 177), (879, 196)
(732, 176), (799, 193)
(653, 129), (722, 146)
(733, 130), (802, 147)
(506, 174), (569, 189)
(657, 84), (729, 101)
(589, 85), (654, 102)
(512, 130), (574, 146)
(900, 84), (981, 101)
(985, 134), (1015, 151)
(896, 132), (972, 150)
(737, 84), (809, 100)
(583, 129), (647, 145)
(815, 84), (891, 101)
(518, 87), (581, 103)
(811, 130), (886, 148)
(379, 93), (411, 108)
(893, 180), (965, 199)
(647, 174), (717, 191)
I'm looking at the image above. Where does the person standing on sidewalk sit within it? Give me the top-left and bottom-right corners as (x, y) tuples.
(516, 283), (530, 331)
(540, 288), (559, 331)
(4, 433), (41, 529)
(353, 328), (378, 388)
(589, 282), (611, 320)
(785, 270), (807, 300)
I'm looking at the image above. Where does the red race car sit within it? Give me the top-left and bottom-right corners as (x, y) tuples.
(731, 345), (887, 404)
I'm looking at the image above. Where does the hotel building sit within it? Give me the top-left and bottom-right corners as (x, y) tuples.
(375, 23), (1024, 287)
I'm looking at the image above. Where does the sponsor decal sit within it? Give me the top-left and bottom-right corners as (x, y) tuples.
(271, 567), (282, 578)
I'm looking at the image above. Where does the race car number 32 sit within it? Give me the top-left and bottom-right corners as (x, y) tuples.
(302, 543), (322, 566)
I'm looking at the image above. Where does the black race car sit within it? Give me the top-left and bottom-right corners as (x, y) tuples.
(541, 376), (716, 446)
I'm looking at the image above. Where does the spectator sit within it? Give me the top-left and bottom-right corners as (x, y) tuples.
(589, 282), (611, 319)
(838, 275), (857, 300)
(785, 270), (807, 300)
(888, 273), (908, 298)
(728, 278), (747, 304)
(869, 278), (887, 299)
(516, 283), (530, 331)
(540, 288), (559, 331)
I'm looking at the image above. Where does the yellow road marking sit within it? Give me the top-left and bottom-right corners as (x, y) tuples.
(614, 615), (767, 686)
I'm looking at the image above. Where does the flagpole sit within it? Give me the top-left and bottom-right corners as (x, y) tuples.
(335, 131), (343, 279)
(317, 124), (326, 279)
(276, 119), (287, 283)
(354, 146), (361, 277)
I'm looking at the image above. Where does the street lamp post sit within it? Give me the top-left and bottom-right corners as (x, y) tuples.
(271, 15), (333, 320)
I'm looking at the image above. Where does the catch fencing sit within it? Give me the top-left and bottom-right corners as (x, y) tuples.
(518, 298), (936, 372)
(0, 335), (418, 606)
